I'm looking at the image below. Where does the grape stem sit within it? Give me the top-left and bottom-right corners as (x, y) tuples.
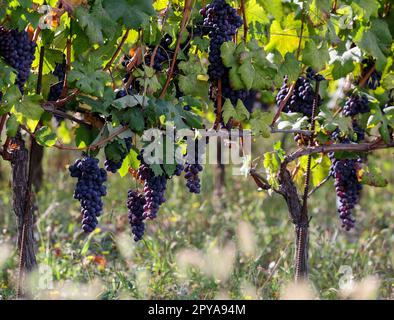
(270, 83), (296, 126)
(240, 0), (248, 42)
(284, 140), (394, 164)
(159, 0), (193, 98)
(308, 174), (331, 197)
(271, 128), (313, 136)
(213, 79), (223, 130)
(104, 29), (130, 71)
(359, 64), (376, 88)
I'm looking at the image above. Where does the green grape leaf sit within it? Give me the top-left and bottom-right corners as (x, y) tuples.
(75, 0), (117, 45)
(222, 99), (237, 124)
(0, 85), (21, 115)
(68, 57), (111, 97)
(112, 95), (148, 110)
(359, 163), (388, 187)
(351, 0), (379, 20)
(302, 40), (329, 71)
(238, 60), (255, 90)
(235, 99), (250, 122)
(102, 0), (155, 30)
(14, 94), (44, 126)
(229, 67), (244, 90)
(6, 114), (19, 137)
(354, 19), (392, 70)
(367, 105), (391, 143)
(311, 155), (331, 187)
(149, 99), (194, 130)
(221, 42), (237, 67)
(279, 53), (301, 83)
(178, 55), (209, 99)
(257, 0), (283, 23)
(265, 14), (302, 56)
(105, 139), (125, 162)
(35, 126), (57, 147)
(119, 146), (139, 177)
(263, 151), (280, 188)
(250, 110), (273, 138)
(75, 124), (99, 148)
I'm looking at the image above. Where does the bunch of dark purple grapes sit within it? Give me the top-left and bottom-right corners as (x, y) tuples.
(137, 154), (168, 220)
(201, 0), (253, 123)
(127, 190), (146, 241)
(331, 121), (365, 143)
(201, 0), (243, 80)
(144, 34), (173, 72)
(48, 60), (67, 101)
(329, 153), (362, 231)
(69, 156), (107, 233)
(184, 138), (206, 194)
(343, 94), (370, 117)
(306, 67), (326, 82)
(0, 27), (36, 92)
(104, 138), (133, 173)
(276, 76), (319, 118)
(361, 58), (381, 90)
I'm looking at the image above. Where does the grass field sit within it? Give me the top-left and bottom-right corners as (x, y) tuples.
(0, 144), (393, 300)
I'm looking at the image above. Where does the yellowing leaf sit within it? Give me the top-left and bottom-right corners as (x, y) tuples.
(265, 14), (303, 56)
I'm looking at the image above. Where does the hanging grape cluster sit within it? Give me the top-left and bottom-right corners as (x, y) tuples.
(343, 93), (370, 117)
(137, 154), (168, 220)
(329, 153), (362, 231)
(69, 156), (108, 233)
(145, 34), (173, 72)
(201, 0), (243, 80)
(48, 60), (66, 101)
(276, 75), (320, 118)
(0, 27), (36, 92)
(184, 137), (206, 194)
(201, 0), (253, 123)
(104, 138), (133, 173)
(127, 190), (146, 241)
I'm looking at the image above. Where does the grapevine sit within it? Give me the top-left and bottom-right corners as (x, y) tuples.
(0, 0), (393, 297)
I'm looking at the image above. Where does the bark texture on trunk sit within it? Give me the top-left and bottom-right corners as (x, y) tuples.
(278, 164), (309, 281)
(30, 139), (44, 192)
(10, 135), (36, 284)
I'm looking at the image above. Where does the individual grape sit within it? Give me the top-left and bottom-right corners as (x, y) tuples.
(183, 105), (192, 111)
(343, 94), (370, 117)
(104, 138), (133, 173)
(127, 190), (146, 242)
(69, 156), (107, 233)
(361, 58), (382, 90)
(329, 153), (362, 231)
(0, 27), (36, 93)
